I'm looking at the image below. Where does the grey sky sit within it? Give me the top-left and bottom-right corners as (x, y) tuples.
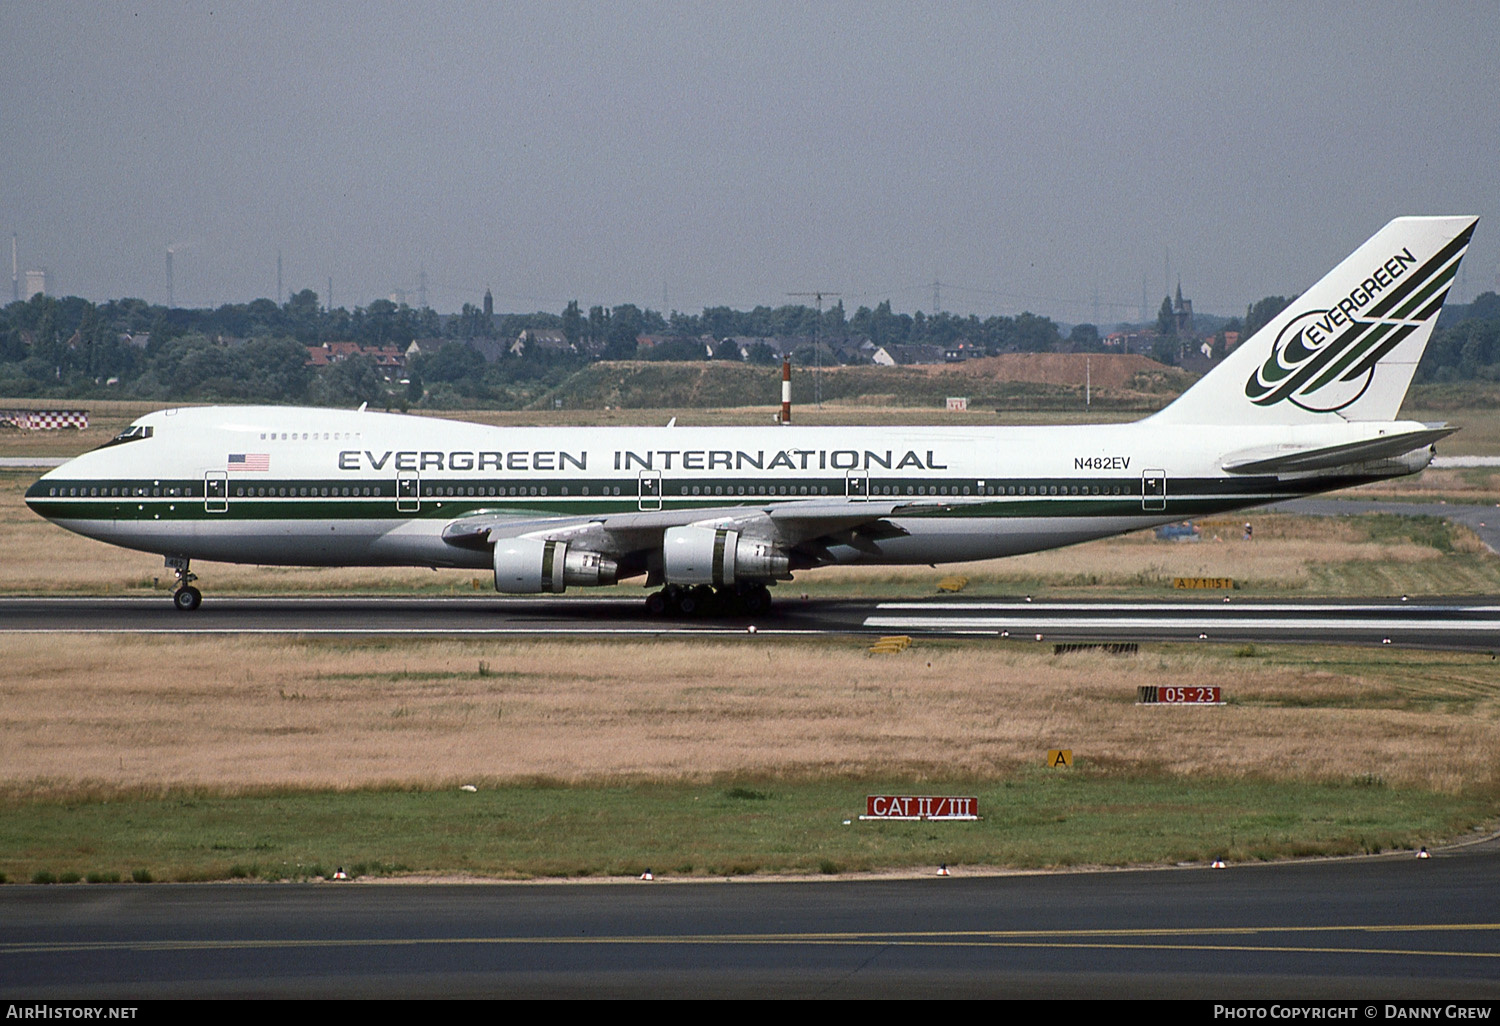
(3, 1), (1497, 324)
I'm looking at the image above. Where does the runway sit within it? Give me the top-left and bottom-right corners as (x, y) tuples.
(3, 840), (1498, 998)
(3, 594), (1498, 650)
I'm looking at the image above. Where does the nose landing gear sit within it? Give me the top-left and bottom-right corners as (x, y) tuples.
(165, 556), (202, 611)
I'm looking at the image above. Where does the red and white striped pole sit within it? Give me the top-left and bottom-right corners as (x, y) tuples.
(780, 357), (792, 424)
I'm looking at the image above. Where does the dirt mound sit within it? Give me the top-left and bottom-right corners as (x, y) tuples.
(913, 353), (1169, 389)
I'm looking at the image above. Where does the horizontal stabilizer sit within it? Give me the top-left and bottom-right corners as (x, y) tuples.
(1221, 426), (1455, 474)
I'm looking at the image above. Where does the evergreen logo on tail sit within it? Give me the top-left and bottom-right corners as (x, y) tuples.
(1245, 224), (1474, 412)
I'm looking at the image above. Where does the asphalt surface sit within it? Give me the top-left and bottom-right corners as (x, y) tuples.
(4, 594), (1498, 651)
(1270, 498), (1500, 553)
(3, 839), (1498, 998)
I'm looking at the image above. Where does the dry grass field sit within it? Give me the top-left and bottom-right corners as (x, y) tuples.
(2, 632), (1496, 880)
(3, 634), (1496, 799)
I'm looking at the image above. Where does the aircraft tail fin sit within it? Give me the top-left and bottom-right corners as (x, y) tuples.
(1152, 216), (1477, 426)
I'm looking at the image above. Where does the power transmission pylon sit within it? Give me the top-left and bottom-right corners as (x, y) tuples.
(788, 290), (840, 408)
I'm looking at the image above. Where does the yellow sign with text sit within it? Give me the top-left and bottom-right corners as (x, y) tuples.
(1047, 749), (1073, 768)
(1173, 577), (1235, 589)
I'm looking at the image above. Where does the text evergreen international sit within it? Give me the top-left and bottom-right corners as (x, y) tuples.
(337, 448), (952, 473)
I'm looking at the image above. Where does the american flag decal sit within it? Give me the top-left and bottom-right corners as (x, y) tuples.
(228, 453), (270, 472)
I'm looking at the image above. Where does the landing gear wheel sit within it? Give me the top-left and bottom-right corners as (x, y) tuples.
(165, 556), (201, 611)
(741, 584), (772, 616)
(677, 585), (712, 617)
(645, 590), (670, 617)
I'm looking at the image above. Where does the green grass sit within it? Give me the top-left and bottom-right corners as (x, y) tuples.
(1303, 556), (1500, 597)
(1, 773), (1491, 883)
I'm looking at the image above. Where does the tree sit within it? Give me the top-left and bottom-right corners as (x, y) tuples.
(1068, 323), (1101, 350)
(1469, 291), (1500, 322)
(745, 341), (778, 365)
(604, 304), (643, 360)
(309, 353), (385, 407)
(642, 337), (707, 361)
(587, 305), (609, 349)
(238, 337), (312, 402)
(562, 300), (582, 347)
(1245, 295), (1294, 338)
(283, 289), (321, 342)
(449, 303), (494, 340)
(1013, 312), (1062, 352)
(1156, 296), (1176, 337)
(421, 341), (487, 385)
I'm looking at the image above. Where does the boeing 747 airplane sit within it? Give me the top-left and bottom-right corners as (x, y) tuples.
(25, 215), (1476, 615)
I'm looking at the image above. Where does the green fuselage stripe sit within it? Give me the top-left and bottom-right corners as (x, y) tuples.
(27, 470), (1398, 523)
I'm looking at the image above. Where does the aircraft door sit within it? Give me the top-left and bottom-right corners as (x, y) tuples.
(638, 470), (662, 511)
(1141, 469), (1166, 511)
(204, 471), (228, 514)
(845, 471), (870, 500)
(396, 470), (420, 512)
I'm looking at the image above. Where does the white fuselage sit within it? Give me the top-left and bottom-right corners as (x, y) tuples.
(26, 405), (1431, 577)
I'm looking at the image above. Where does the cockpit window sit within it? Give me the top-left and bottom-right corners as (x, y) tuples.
(94, 424), (154, 450)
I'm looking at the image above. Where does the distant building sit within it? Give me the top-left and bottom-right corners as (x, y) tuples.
(468, 338), (510, 363)
(511, 328), (572, 356)
(1103, 330), (1157, 354)
(1172, 283), (1195, 337)
(23, 269), (46, 300)
(305, 341), (406, 379)
(872, 344), (945, 366)
(943, 341), (984, 362)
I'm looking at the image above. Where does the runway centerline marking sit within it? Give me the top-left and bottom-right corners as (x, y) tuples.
(7, 922), (1499, 959)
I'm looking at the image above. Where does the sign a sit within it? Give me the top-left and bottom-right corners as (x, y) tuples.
(862, 795), (978, 821)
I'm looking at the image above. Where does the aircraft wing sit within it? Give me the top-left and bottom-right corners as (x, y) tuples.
(440, 497), (952, 558)
(1220, 425), (1456, 475)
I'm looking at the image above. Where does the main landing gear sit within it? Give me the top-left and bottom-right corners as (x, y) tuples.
(165, 556), (202, 611)
(645, 583), (773, 618)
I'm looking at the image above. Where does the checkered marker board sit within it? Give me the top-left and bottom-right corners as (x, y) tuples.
(1, 410), (89, 429)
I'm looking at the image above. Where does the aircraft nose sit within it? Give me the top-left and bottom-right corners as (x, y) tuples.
(24, 470), (65, 520)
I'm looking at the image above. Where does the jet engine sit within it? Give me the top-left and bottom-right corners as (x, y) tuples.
(492, 538), (617, 594)
(662, 525), (788, 586)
